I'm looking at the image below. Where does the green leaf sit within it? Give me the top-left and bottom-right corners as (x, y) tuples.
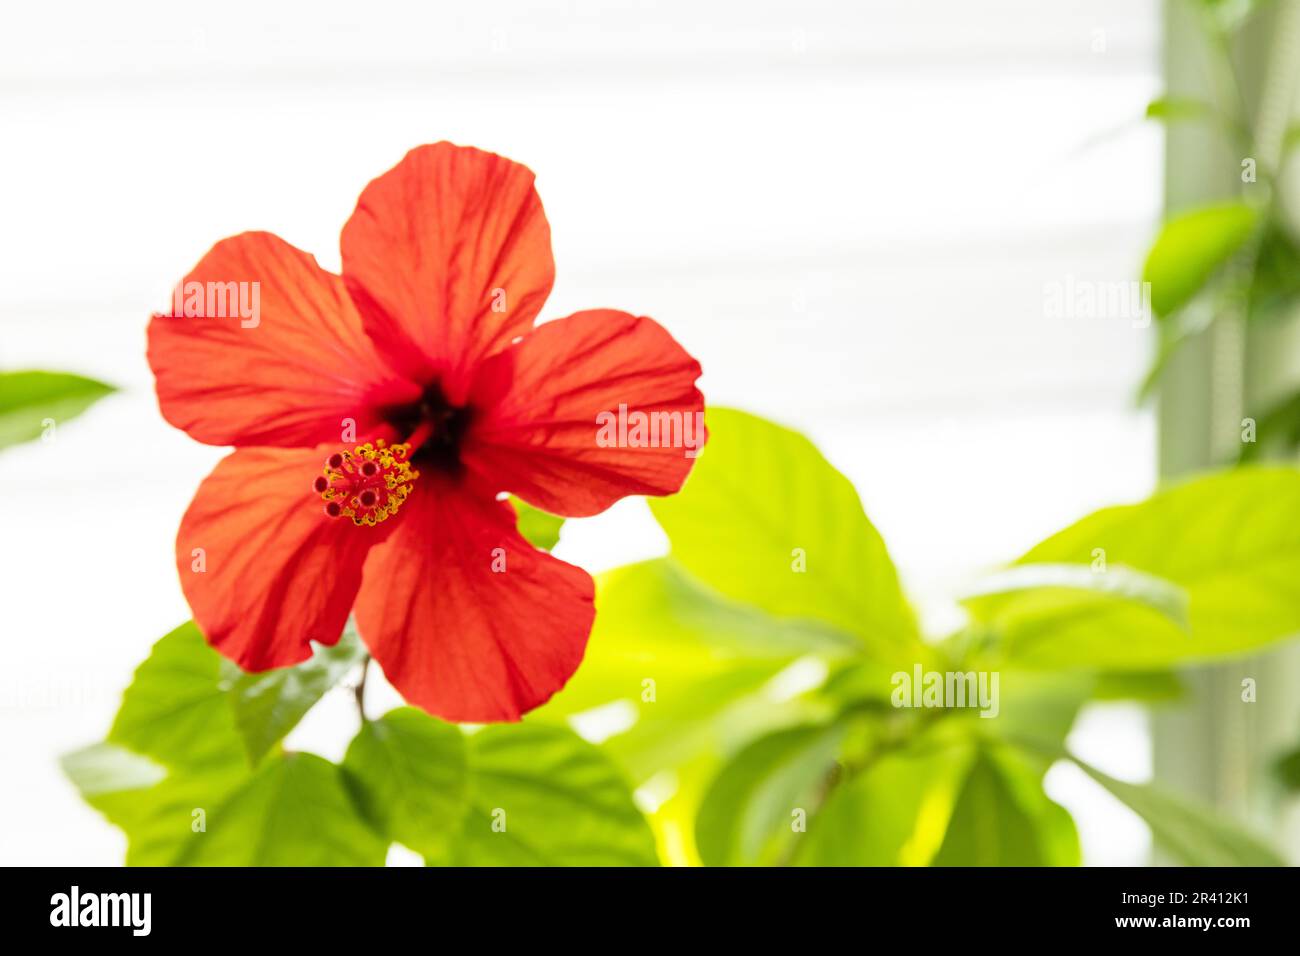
(177, 752), (388, 866)
(974, 595), (1190, 671)
(0, 369), (115, 450)
(1144, 96), (1211, 123)
(127, 770), (255, 866)
(226, 625), (366, 765)
(61, 743), (166, 802)
(963, 563), (1190, 629)
(69, 623), (386, 866)
(984, 466), (1300, 669)
(695, 723), (844, 866)
(1091, 670), (1186, 702)
(539, 559), (801, 721)
(108, 622), (246, 770)
(1199, 0), (1270, 33)
(65, 623), (271, 864)
(1240, 388), (1300, 463)
(1142, 202), (1258, 319)
(555, 560), (861, 712)
(932, 746), (1079, 866)
(510, 497), (565, 551)
(796, 738), (973, 866)
(814, 656), (930, 710)
(433, 723), (658, 866)
(1273, 745), (1300, 793)
(1246, 222), (1300, 325)
(649, 408), (917, 653)
(1135, 309), (1213, 403)
(1069, 752), (1283, 866)
(62, 744), (250, 866)
(537, 559), (844, 783)
(982, 672), (1092, 752)
(342, 708), (469, 859)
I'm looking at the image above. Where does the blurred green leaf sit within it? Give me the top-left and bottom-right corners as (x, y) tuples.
(1145, 96), (1211, 123)
(225, 625), (366, 765)
(0, 369), (115, 450)
(796, 738), (973, 866)
(342, 707), (469, 860)
(62, 744), (251, 866)
(550, 559), (858, 718)
(61, 743), (166, 798)
(983, 467), (1300, 669)
(177, 752), (387, 866)
(650, 408), (917, 653)
(975, 593), (1189, 671)
(963, 562), (1190, 628)
(1199, 0), (1271, 33)
(599, 670), (823, 788)
(814, 656), (926, 710)
(1285, 121), (1300, 154)
(538, 560), (843, 783)
(932, 746), (1079, 866)
(509, 497), (565, 551)
(1135, 309), (1214, 404)
(1142, 202), (1258, 319)
(982, 671), (1092, 752)
(1246, 222), (1300, 325)
(1069, 752), (1283, 866)
(1091, 670), (1186, 702)
(1273, 744), (1300, 793)
(108, 622), (246, 770)
(1240, 389), (1300, 463)
(695, 723), (844, 866)
(431, 723), (658, 866)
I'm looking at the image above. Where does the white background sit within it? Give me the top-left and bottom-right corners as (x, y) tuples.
(0, 0), (1160, 865)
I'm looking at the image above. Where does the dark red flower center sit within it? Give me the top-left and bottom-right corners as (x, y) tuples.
(383, 382), (475, 475)
(312, 383), (474, 525)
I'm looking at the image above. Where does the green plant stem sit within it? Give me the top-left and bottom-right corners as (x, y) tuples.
(354, 655), (370, 722)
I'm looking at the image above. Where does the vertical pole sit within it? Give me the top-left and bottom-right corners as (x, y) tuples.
(1152, 0), (1300, 862)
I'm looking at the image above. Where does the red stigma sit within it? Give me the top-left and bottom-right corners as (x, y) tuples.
(314, 440), (419, 527)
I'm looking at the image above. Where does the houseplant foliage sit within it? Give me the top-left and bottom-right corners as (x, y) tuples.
(68, 408), (1300, 865)
(0, 369), (114, 451)
(64, 501), (657, 867)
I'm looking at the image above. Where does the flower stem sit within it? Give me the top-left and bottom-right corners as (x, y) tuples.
(354, 655), (370, 722)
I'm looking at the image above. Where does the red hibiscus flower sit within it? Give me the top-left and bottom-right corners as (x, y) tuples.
(147, 142), (705, 722)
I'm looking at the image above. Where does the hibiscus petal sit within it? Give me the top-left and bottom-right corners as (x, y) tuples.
(463, 310), (706, 517)
(353, 475), (594, 722)
(177, 445), (389, 670)
(148, 231), (419, 448)
(340, 143), (554, 401)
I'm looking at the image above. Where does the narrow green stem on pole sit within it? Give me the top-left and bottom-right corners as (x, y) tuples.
(355, 655), (370, 722)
